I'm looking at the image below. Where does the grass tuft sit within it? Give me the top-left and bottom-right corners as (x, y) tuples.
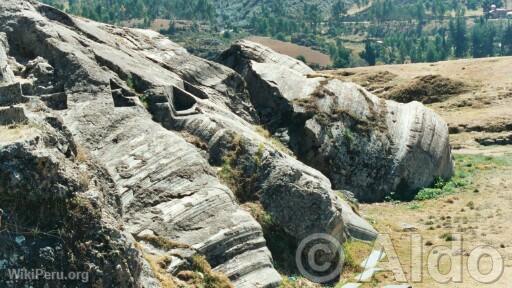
(190, 255), (233, 288)
(138, 234), (191, 250)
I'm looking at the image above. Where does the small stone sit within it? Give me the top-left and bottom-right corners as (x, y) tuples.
(400, 223), (418, 232)
(15, 236), (25, 245)
(137, 229), (155, 239)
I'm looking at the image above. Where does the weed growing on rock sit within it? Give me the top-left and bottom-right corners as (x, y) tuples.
(218, 134), (263, 203)
(190, 255), (233, 288)
(136, 244), (177, 288)
(139, 94), (149, 109)
(75, 145), (89, 163)
(78, 171), (91, 190)
(125, 75), (135, 90)
(243, 202), (298, 275)
(137, 234), (191, 250)
(343, 128), (355, 146)
(254, 125), (295, 156)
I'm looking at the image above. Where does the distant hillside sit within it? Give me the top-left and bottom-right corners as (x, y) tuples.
(212, 0), (345, 25)
(39, 0), (492, 28)
(40, 0), (355, 25)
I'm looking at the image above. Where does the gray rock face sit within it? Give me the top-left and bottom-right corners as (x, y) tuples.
(0, 104), (144, 287)
(0, 33), (16, 84)
(220, 40), (455, 202)
(0, 2), (280, 287)
(0, 1), (380, 287)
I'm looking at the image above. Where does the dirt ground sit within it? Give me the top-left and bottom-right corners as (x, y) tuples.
(352, 151), (512, 287)
(325, 57), (512, 287)
(246, 36), (333, 66)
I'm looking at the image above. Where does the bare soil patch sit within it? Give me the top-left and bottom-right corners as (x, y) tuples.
(387, 74), (468, 104)
(246, 36), (332, 67)
(353, 152), (512, 287)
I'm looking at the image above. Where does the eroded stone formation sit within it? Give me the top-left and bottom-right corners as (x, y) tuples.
(220, 40), (454, 202)
(0, 1), (452, 287)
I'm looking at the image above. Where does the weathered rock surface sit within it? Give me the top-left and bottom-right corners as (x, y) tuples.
(0, 33), (16, 84)
(0, 103), (144, 287)
(0, 1), (380, 287)
(220, 40), (455, 202)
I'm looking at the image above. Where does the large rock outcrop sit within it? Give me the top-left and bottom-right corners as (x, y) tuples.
(0, 1), (377, 287)
(219, 40), (455, 202)
(0, 102), (146, 287)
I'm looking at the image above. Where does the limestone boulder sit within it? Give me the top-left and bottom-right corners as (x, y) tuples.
(220, 40), (454, 202)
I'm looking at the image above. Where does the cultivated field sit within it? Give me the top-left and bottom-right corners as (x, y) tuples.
(246, 36), (333, 66)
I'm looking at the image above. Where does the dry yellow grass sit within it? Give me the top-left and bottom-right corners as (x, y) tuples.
(326, 56), (512, 151)
(138, 234), (191, 250)
(135, 242), (177, 288)
(75, 145), (89, 163)
(0, 124), (35, 144)
(353, 152), (512, 287)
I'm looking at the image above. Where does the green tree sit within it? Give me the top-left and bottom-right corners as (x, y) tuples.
(449, 12), (468, 58)
(360, 40), (377, 66)
(331, 0), (348, 22)
(471, 18), (496, 58)
(501, 23), (512, 55)
(332, 43), (352, 68)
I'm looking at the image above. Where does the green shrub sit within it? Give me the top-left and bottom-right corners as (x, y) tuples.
(343, 128), (355, 146)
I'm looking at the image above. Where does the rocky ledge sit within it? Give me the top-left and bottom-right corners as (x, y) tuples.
(0, 1), (452, 287)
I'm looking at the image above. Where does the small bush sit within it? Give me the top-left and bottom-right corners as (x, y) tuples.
(343, 128), (355, 146)
(190, 255), (233, 288)
(440, 233), (456, 242)
(342, 241), (372, 273)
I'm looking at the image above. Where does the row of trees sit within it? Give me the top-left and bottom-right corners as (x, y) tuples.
(43, 0), (216, 24)
(359, 16), (512, 66)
